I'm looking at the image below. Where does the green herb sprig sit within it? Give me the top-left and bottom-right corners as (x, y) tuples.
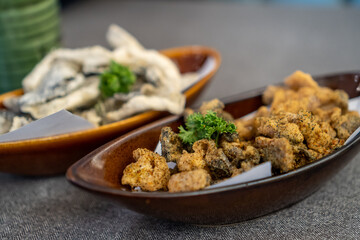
(178, 111), (237, 146)
(99, 61), (136, 98)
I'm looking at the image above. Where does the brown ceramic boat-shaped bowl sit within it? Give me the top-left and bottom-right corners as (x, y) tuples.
(0, 46), (221, 176)
(67, 72), (360, 225)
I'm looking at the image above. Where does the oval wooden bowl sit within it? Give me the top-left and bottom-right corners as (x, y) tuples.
(0, 45), (221, 176)
(66, 71), (360, 225)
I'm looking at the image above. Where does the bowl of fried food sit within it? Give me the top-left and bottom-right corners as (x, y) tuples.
(66, 70), (360, 224)
(0, 25), (221, 176)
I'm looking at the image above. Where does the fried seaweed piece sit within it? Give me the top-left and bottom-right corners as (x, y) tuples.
(167, 169), (211, 192)
(160, 127), (184, 162)
(122, 148), (170, 191)
(255, 136), (295, 173)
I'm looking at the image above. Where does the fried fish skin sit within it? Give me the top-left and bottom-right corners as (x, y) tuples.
(160, 127), (183, 162)
(122, 148), (170, 191)
(168, 169), (211, 192)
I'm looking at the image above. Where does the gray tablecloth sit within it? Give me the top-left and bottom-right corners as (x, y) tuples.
(1, 1), (360, 239)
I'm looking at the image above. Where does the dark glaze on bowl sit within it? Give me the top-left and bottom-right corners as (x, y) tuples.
(66, 72), (360, 225)
(0, 46), (221, 176)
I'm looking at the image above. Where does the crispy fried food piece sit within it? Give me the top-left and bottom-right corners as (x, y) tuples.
(183, 108), (195, 121)
(176, 139), (209, 172)
(168, 169), (211, 192)
(221, 132), (240, 142)
(236, 70), (354, 172)
(255, 115), (304, 144)
(318, 121), (337, 139)
(230, 166), (244, 177)
(256, 106), (271, 118)
(234, 119), (255, 140)
(239, 145), (260, 171)
(199, 98), (234, 121)
(177, 150), (205, 172)
(267, 87), (288, 111)
(263, 85), (283, 105)
(295, 110), (333, 154)
(284, 70), (319, 90)
(177, 139), (234, 181)
(255, 136), (295, 173)
(264, 71), (349, 115)
(160, 127), (183, 162)
(268, 87), (315, 114)
(179, 139), (233, 180)
(332, 111), (360, 139)
(292, 143), (321, 168)
(201, 139), (233, 180)
(220, 138), (260, 171)
(122, 148), (170, 191)
(199, 98), (224, 113)
(122, 70), (360, 192)
(316, 88), (348, 113)
(205, 148), (232, 179)
(270, 91), (318, 114)
(233, 106), (271, 141)
(313, 107), (341, 123)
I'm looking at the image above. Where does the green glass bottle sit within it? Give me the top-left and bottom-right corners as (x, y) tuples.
(0, 0), (61, 93)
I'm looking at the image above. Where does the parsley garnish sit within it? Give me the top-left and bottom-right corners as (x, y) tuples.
(178, 111), (237, 146)
(99, 61), (136, 98)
